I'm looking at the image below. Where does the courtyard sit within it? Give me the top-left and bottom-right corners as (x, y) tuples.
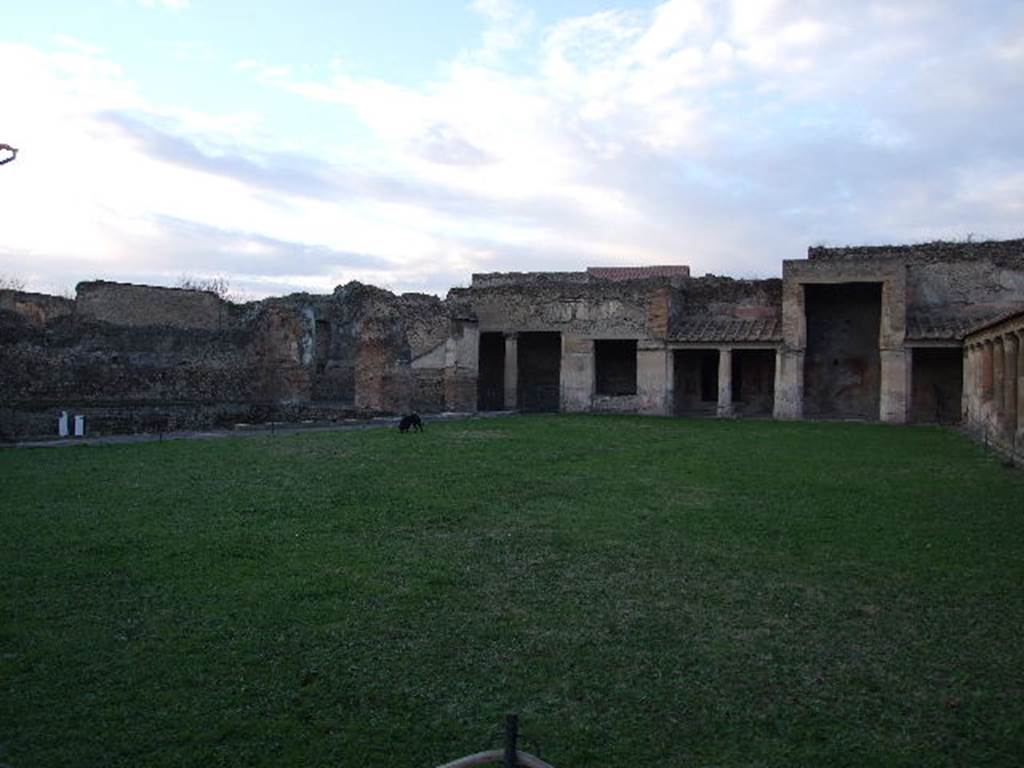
(2, 415), (1022, 766)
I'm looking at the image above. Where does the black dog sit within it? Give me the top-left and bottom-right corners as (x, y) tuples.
(398, 413), (423, 433)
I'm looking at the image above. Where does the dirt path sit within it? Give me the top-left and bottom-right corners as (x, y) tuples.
(3, 411), (513, 449)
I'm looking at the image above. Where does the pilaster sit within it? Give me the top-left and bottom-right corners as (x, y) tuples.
(503, 333), (518, 411)
(717, 347), (733, 418)
(880, 347), (909, 424)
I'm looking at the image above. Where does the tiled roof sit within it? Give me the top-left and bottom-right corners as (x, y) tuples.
(587, 265), (690, 280)
(962, 307), (1019, 335)
(671, 317), (781, 343)
(908, 308), (1024, 341)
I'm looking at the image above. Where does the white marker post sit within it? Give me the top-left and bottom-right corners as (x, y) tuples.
(73, 415), (85, 437)
(58, 411), (69, 437)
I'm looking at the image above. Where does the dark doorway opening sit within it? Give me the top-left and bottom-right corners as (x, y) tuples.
(595, 339), (637, 396)
(673, 349), (719, 415)
(732, 349), (776, 416)
(803, 283), (882, 419)
(477, 332), (505, 411)
(518, 332), (561, 412)
(910, 348), (962, 424)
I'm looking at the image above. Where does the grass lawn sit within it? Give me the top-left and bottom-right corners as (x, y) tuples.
(2, 415), (1023, 767)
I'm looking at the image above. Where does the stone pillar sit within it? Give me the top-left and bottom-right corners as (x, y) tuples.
(503, 333), (518, 411)
(717, 347), (733, 418)
(637, 345), (670, 415)
(773, 348), (803, 419)
(879, 348), (909, 424)
(974, 343), (985, 426)
(444, 321), (479, 412)
(560, 335), (594, 412)
(904, 346), (915, 422)
(993, 337), (1005, 428)
(981, 340), (994, 429)
(777, 277), (805, 420)
(970, 344), (982, 427)
(1004, 335), (1018, 438)
(961, 345), (971, 424)
(1018, 332), (1024, 441)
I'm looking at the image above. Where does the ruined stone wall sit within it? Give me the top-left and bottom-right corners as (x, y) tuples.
(809, 240), (1024, 330)
(325, 283), (451, 413)
(670, 276), (782, 323)
(667, 277), (782, 353)
(808, 238), (1024, 265)
(0, 280), (464, 439)
(907, 260), (1024, 326)
(0, 289), (74, 326)
(5, 237), (1023, 439)
(76, 281), (230, 329)
(466, 274), (666, 337)
(1, 295), (260, 406)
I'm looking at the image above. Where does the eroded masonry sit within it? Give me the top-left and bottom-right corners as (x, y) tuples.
(2, 239), (1023, 449)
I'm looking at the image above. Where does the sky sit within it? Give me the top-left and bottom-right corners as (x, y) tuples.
(1, 0), (1023, 299)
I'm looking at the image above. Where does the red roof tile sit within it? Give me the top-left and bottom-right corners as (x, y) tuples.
(671, 317), (781, 343)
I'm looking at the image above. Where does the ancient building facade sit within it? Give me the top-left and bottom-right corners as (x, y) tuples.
(2, 239), (1023, 439)
(962, 309), (1024, 457)
(463, 240), (1024, 427)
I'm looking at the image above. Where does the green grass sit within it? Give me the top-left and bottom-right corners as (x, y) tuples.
(2, 415), (1023, 767)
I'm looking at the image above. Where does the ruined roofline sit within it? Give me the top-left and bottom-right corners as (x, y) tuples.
(586, 265), (690, 280)
(471, 265), (691, 289)
(807, 237), (1024, 263)
(74, 279), (229, 301)
(471, 271), (592, 288)
(0, 286), (75, 304)
(964, 305), (1024, 338)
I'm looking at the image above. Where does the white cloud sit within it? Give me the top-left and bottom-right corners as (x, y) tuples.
(3, 1), (1024, 297)
(137, 0), (191, 9)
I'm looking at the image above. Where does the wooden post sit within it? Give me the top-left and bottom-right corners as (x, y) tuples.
(504, 714), (519, 768)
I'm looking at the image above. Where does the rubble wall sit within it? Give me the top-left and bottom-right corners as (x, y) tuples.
(670, 276), (782, 323)
(76, 281), (229, 329)
(808, 240), (1024, 327)
(465, 273), (667, 337)
(0, 281), (460, 440)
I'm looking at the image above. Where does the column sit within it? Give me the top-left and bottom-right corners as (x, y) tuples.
(961, 345), (971, 423)
(981, 340), (994, 429)
(773, 348), (804, 419)
(637, 345), (670, 416)
(880, 347), (910, 424)
(993, 337), (1005, 421)
(717, 347), (733, 418)
(442, 321), (480, 412)
(777, 279), (805, 421)
(1017, 331), (1024, 440)
(975, 343), (985, 425)
(503, 333), (518, 410)
(1004, 334), (1018, 438)
(560, 335), (593, 412)
(969, 344), (981, 426)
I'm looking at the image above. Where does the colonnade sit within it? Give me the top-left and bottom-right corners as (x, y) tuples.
(963, 318), (1024, 445)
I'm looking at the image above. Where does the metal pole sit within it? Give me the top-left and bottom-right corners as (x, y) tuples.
(503, 713), (518, 768)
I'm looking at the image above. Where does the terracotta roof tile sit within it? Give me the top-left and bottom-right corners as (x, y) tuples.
(671, 317), (781, 343)
(963, 306), (1024, 337)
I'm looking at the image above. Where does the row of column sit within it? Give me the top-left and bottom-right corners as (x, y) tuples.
(964, 330), (1024, 441)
